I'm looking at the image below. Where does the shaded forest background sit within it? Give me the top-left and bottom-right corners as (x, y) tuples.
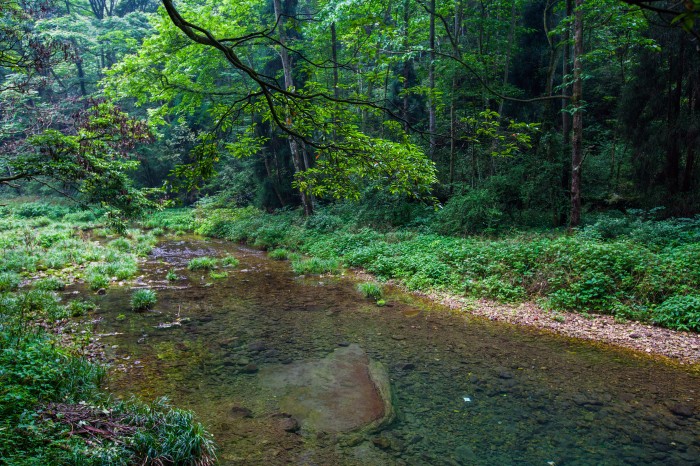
(1, 0), (699, 232)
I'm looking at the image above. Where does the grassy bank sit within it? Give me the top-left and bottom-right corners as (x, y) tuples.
(145, 206), (700, 333)
(0, 201), (215, 465)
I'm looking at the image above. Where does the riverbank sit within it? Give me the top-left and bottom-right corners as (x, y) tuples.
(144, 206), (700, 368)
(0, 202), (215, 465)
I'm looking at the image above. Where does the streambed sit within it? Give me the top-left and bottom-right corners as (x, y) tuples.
(89, 237), (699, 465)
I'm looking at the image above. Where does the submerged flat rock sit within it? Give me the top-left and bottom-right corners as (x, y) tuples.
(259, 344), (393, 434)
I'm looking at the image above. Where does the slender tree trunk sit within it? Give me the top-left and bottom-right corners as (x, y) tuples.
(449, 79), (456, 192)
(403, 0), (411, 131)
(273, 0), (313, 216)
(331, 22), (339, 100)
(428, 0), (436, 159)
(560, 0), (572, 226)
(665, 39), (684, 195)
(498, 0), (517, 115)
(569, 0), (583, 228)
(682, 78), (697, 193)
(76, 56), (87, 97)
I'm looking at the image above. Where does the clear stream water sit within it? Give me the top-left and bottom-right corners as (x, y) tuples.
(89, 237), (699, 465)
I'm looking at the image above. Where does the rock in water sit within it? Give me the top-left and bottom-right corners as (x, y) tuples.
(259, 344), (394, 434)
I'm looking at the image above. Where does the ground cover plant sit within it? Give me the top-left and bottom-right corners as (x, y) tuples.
(0, 201), (216, 464)
(145, 206), (700, 332)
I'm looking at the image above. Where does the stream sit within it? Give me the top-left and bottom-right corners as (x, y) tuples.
(89, 237), (699, 465)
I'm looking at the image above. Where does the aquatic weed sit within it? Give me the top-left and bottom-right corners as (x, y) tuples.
(131, 289), (157, 311)
(187, 257), (218, 271)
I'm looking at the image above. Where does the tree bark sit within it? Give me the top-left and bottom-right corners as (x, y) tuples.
(428, 0), (436, 159)
(569, 0), (583, 228)
(272, 0), (313, 216)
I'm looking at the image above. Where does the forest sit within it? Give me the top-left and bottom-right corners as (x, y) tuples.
(1, 0), (700, 464)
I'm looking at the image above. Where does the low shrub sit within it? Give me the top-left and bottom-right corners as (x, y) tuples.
(652, 295), (700, 331)
(131, 289), (157, 311)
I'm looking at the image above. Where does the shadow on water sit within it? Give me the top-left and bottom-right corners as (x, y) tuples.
(90, 237), (700, 466)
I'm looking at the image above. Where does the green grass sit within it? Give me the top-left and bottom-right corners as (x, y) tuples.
(32, 277), (66, 291)
(166, 269), (178, 281)
(357, 282), (382, 299)
(291, 257), (341, 275)
(131, 289), (157, 311)
(187, 257), (218, 271)
(209, 270), (229, 279)
(87, 273), (109, 290)
(0, 272), (21, 292)
(268, 248), (289, 260)
(221, 256), (240, 267)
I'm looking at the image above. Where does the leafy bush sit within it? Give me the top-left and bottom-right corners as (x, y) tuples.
(652, 295), (700, 331)
(434, 189), (504, 235)
(187, 257), (218, 271)
(131, 289), (157, 311)
(357, 282), (382, 299)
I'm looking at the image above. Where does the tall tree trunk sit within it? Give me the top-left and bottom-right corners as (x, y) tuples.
(569, 0), (583, 228)
(331, 22), (339, 100)
(498, 0), (517, 115)
(428, 0), (436, 159)
(272, 0), (313, 216)
(682, 76), (697, 193)
(665, 39), (684, 195)
(560, 0), (572, 226)
(402, 0), (411, 131)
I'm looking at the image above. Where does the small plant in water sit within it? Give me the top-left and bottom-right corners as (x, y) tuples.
(268, 248), (289, 260)
(357, 282), (382, 299)
(87, 273), (109, 290)
(166, 269), (178, 281)
(376, 299), (386, 307)
(209, 270), (229, 279)
(291, 257), (341, 275)
(221, 256), (239, 267)
(131, 289), (157, 311)
(187, 257), (218, 271)
(33, 277), (66, 291)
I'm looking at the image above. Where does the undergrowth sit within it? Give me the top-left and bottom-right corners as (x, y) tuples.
(144, 205), (700, 332)
(0, 200), (216, 465)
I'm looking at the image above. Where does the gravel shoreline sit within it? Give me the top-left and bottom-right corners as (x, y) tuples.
(352, 271), (700, 368)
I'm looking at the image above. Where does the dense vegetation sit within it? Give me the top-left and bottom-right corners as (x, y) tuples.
(144, 205), (700, 332)
(0, 201), (215, 465)
(0, 1), (699, 461)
